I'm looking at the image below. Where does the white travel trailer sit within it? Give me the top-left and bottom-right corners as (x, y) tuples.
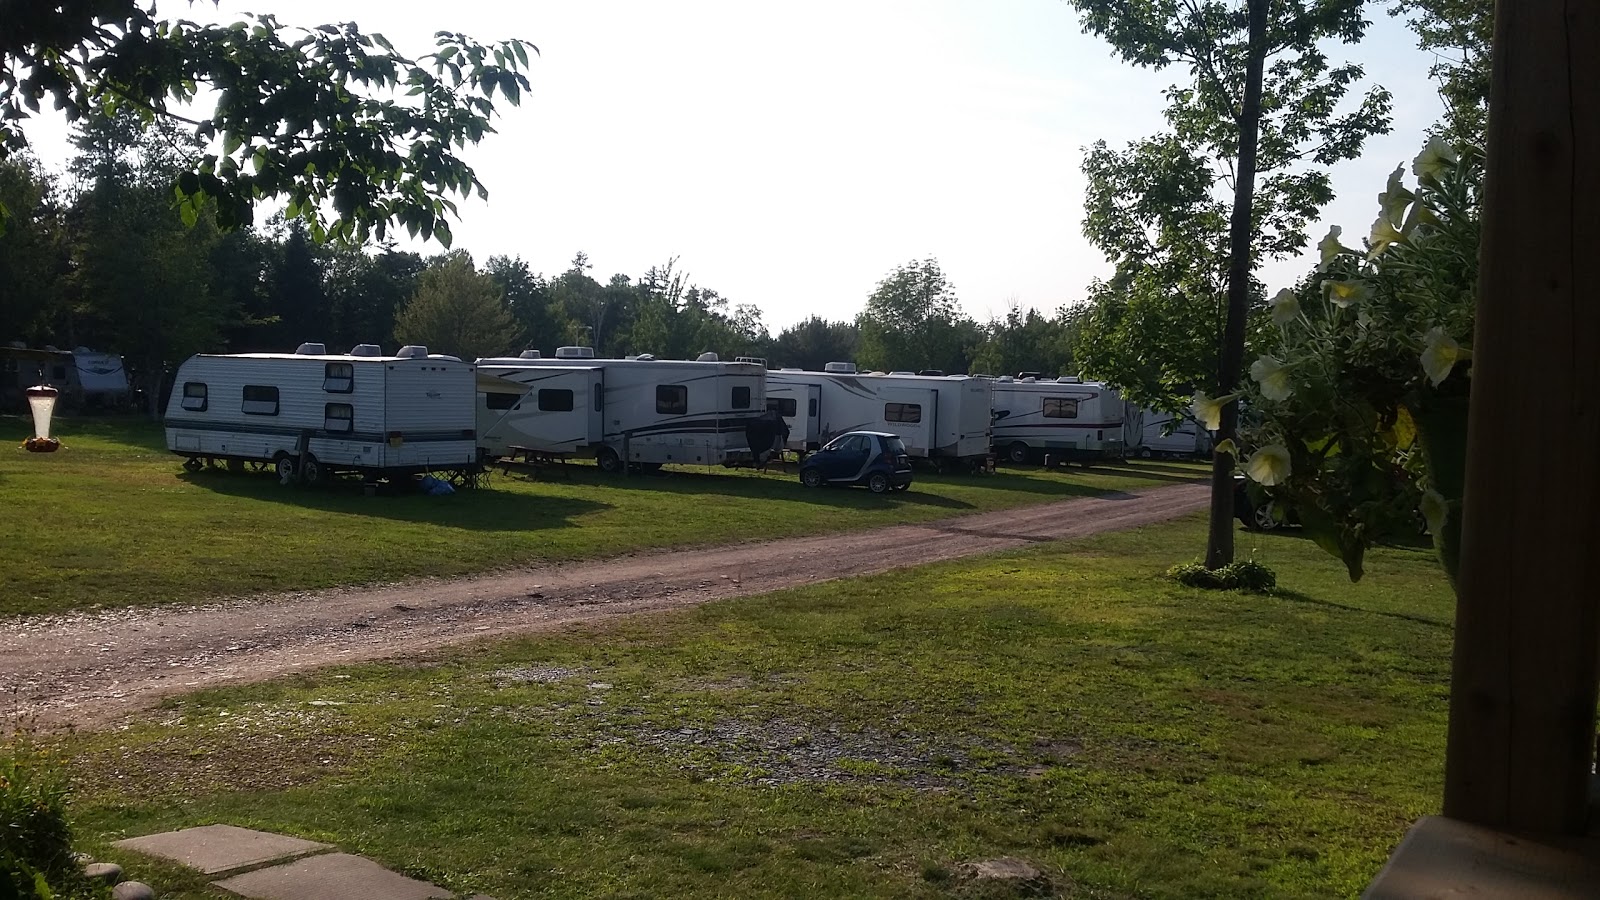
(474, 347), (770, 472)
(766, 364), (993, 468)
(2, 344), (129, 411)
(990, 376), (1127, 464)
(1125, 405), (1212, 458)
(164, 343), (480, 484)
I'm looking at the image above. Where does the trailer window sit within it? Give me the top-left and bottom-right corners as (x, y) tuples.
(1043, 397), (1079, 418)
(538, 389), (574, 412)
(324, 402), (354, 433)
(885, 402), (921, 424)
(656, 384), (688, 415)
(485, 392), (519, 411)
(768, 397), (798, 418)
(323, 362), (354, 393)
(181, 381), (208, 412)
(732, 385), (751, 409)
(242, 385), (279, 416)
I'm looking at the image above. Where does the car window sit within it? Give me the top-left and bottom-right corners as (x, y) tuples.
(821, 435), (851, 452)
(884, 437), (907, 455)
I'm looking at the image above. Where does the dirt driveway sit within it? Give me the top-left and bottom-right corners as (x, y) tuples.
(1, 482), (1207, 729)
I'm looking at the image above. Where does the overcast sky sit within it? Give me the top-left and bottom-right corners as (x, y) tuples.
(27, 1), (1444, 331)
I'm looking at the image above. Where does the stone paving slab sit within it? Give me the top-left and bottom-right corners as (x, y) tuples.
(112, 825), (331, 876)
(213, 852), (454, 900)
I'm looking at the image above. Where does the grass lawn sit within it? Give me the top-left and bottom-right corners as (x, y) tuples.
(0, 416), (1203, 617)
(57, 515), (1454, 899)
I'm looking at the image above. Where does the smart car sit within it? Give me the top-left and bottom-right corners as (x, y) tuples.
(799, 431), (914, 493)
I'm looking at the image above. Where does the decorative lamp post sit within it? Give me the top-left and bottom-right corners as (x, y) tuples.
(23, 385), (62, 453)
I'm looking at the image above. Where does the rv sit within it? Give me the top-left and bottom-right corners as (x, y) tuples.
(990, 376), (1127, 464)
(1126, 406), (1211, 458)
(163, 343), (480, 484)
(474, 347), (770, 472)
(766, 363), (993, 468)
(1, 344), (129, 411)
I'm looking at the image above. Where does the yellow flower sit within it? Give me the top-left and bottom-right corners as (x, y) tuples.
(1245, 444), (1292, 486)
(1421, 488), (1449, 536)
(1421, 325), (1472, 386)
(1316, 225), (1349, 273)
(1249, 356), (1294, 402)
(1269, 288), (1300, 326)
(1193, 390), (1240, 432)
(1377, 164), (1413, 229)
(1368, 214), (1405, 259)
(1413, 135), (1459, 181)
(1323, 279), (1370, 308)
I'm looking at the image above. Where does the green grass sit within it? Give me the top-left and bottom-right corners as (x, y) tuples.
(0, 416), (1203, 617)
(58, 515), (1454, 899)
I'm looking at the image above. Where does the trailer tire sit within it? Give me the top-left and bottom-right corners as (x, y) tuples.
(595, 447), (624, 474)
(800, 468), (824, 488)
(867, 472), (891, 494)
(1006, 442), (1031, 465)
(274, 454), (296, 486)
(301, 454), (325, 486)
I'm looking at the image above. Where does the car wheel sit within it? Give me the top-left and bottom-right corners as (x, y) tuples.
(1006, 442), (1030, 464)
(596, 447), (623, 474)
(1248, 501), (1283, 531)
(800, 467), (824, 488)
(867, 472), (890, 494)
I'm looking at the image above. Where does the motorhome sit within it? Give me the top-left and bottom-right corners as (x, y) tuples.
(473, 347), (770, 472)
(766, 363), (993, 468)
(990, 376), (1127, 464)
(1, 344), (129, 411)
(163, 343), (480, 484)
(1126, 405), (1211, 458)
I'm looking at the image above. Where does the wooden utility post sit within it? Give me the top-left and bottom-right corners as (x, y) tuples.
(1443, 0), (1600, 833)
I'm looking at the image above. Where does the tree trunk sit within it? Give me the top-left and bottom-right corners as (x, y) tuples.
(1203, 0), (1269, 570)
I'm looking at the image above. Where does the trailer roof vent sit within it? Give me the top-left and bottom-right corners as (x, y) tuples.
(917, 369), (945, 377)
(996, 375), (1015, 383)
(697, 351), (719, 362)
(1021, 376), (1038, 383)
(1058, 375), (1082, 383)
(519, 349), (542, 359)
(889, 370), (915, 376)
(555, 346), (595, 359)
(428, 354), (463, 362)
(395, 345), (429, 359)
(349, 343), (382, 357)
(823, 361), (857, 374)
(635, 353), (656, 361)
(780, 367), (803, 372)
(295, 342), (327, 355)
(734, 356), (767, 367)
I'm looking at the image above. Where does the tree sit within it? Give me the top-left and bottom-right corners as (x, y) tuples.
(1, 0), (535, 243)
(856, 258), (976, 373)
(768, 316), (860, 371)
(0, 155), (67, 344)
(392, 250), (518, 359)
(485, 254), (568, 356)
(322, 242), (424, 353)
(970, 303), (1078, 379)
(1391, 0), (1493, 144)
(267, 221), (326, 349)
(1068, 0), (1393, 568)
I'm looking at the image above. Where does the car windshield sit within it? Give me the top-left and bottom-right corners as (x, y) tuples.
(884, 437), (907, 455)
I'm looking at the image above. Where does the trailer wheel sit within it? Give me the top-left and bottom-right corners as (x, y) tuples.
(867, 472), (891, 494)
(595, 447), (624, 474)
(183, 457), (203, 472)
(300, 454), (325, 486)
(1006, 442), (1030, 464)
(274, 454), (296, 486)
(800, 468), (824, 488)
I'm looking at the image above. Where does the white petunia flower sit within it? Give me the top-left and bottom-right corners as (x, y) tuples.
(1269, 288), (1300, 326)
(1249, 356), (1295, 402)
(1317, 225), (1350, 273)
(1421, 325), (1472, 386)
(1413, 135), (1459, 181)
(1193, 390), (1240, 432)
(1213, 438), (1239, 459)
(1245, 444), (1292, 487)
(1421, 488), (1449, 536)
(1377, 164), (1414, 229)
(1368, 214), (1405, 259)
(1323, 279), (1371, 308)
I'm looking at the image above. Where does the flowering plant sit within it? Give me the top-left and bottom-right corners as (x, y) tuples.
(1231, 137), (1481, 583)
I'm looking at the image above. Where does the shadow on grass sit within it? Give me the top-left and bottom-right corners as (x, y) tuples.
(1274, 588), (1451, 628)
(0, 414), (164, 451)
(177, 469), (612, 531)
(572, 467), (979, 511)
(1073, 464), (1207, 484)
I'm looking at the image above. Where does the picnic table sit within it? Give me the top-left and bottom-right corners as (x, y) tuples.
(498, 445), (574, 480)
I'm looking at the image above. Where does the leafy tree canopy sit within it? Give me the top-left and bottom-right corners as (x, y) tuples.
(0, 0), (535, 244)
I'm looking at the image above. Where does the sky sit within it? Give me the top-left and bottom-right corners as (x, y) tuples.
(25, 1), (1446, 331)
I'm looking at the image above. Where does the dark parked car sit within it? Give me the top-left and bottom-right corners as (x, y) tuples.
(799, 431), (914, 493)
(1235, 475), (1297, 531)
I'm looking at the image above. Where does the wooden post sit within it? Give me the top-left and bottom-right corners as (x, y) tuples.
(1442, 0), (1600, 833)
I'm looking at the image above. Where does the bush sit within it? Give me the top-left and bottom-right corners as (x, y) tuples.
(1168, 560), (1277, 593)
(2, 738), (102, 900)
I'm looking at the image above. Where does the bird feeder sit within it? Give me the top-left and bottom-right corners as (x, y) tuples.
(23, 385), (61, 453)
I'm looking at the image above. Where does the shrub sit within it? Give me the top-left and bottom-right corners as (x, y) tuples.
(1168, 560), (1277, 593)
(1, 737), (101, 900)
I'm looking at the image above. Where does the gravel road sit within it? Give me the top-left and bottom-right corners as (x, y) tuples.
(1, 482), (1207, 729)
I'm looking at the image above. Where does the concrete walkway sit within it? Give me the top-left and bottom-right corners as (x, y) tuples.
(113, 825), (496, 900)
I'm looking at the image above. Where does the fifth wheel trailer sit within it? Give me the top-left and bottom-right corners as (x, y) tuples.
(990, 376), (1127, 464)
(766, 364), (992, 468)
(163, 343), (479, 484)
(474, 348), (771, 472)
